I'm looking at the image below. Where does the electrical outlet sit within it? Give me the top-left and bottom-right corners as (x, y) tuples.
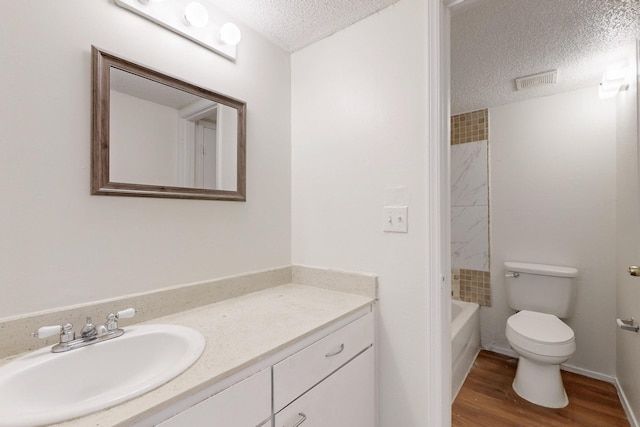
(383, 206), (408, 233)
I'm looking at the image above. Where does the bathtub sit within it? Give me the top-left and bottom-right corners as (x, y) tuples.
(451, 299), (480, 401)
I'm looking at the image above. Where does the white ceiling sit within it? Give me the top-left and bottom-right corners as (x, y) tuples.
(205, 0), (401, 52)
(111, 68), (201, 109)
(201, 0), (638, 114)
(451, 0), (640, 115)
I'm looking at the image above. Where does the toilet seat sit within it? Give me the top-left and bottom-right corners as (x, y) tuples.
(506, 310), (575, 357)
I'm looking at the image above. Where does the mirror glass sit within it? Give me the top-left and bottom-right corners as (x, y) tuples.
(92, 46), (246, 200)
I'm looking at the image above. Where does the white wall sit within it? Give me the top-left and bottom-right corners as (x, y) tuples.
(218, 104), (238, 191)
(110, 91), (179, 186)
(616, 44), (640, 424)
(291, 0), (430, 425)
(0, 0), (291, 317)
(488, 87), (617, 376)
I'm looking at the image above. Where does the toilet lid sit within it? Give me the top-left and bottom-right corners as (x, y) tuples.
(507, 310), (574, 345)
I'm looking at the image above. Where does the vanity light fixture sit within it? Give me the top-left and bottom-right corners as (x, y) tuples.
(115, 0), (241, 61)
(218, 22), (242, 46)
(183, 2), (208, 28)
(599, 61), (630, 99)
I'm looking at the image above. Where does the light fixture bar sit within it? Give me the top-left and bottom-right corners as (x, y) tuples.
(115, 0), (239, 61)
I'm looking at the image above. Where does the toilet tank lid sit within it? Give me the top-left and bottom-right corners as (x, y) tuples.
(504, 261), (578, 278)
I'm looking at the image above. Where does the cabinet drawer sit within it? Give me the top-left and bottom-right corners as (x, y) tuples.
(275, 348), (375, 427)
(157, 368), (271, 427)
(273, 312), (374, 412)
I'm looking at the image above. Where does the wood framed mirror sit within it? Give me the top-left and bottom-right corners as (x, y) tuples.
(91, 46), (246, 201)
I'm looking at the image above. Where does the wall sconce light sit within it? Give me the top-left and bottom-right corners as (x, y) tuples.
(599, 61), (630, 99)
(115, 0), (242, 61)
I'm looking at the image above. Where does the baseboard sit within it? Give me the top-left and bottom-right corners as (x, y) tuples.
(560, 363), (616, 384)
(615, 377), (640, 427)
(482, 344), (518, 359)
(484, 345), (617, 383)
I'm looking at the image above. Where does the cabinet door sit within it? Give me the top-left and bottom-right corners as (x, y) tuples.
(157, 368), (271, 427)
(275, 348), (374, 427)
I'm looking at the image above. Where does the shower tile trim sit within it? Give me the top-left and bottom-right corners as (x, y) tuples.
(452, 269), (461, 299)
(452, 268), (491, 307)
(451, 109), (488, 145)
(451, 109), (491, 306)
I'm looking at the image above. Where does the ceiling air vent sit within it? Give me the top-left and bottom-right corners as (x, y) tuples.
(515, 70), (558, 90)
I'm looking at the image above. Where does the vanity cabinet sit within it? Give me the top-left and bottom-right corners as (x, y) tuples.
(274, 348), (374, 427)
(273, 312), (374, 427)
(273, 312), (374, 412)
(156, 368), (271, 427)
(149, 309), (374, 427)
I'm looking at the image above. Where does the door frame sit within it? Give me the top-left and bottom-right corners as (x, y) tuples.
(427, 0), (454, 425)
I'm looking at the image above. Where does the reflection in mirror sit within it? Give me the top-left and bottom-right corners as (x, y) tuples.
(92, 46), (246, 200)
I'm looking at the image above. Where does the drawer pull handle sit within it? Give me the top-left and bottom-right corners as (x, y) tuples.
(325, 343), (345, 357)
(292, 412), (307, 427)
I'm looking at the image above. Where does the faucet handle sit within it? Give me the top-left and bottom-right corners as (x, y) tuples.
(105, 308), (137, 331)
(31, 323), (75, 342)
(31, 325), (62, 339)
(117, 308), (136, 319)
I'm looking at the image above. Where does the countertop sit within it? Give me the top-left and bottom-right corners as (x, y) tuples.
(48, 283), (375, 426)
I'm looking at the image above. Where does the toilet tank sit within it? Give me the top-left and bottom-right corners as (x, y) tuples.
(504, 261), (578, 318)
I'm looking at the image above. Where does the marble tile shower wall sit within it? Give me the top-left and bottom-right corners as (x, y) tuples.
(451, 110), (491, 306)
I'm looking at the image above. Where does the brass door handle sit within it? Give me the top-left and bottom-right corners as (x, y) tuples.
(628, 266), (640, 276)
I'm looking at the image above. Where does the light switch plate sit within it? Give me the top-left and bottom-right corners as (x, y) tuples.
(383, 206), (408, 233)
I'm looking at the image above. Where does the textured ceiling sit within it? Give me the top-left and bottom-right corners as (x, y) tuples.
(451, 0), (640, 115)
(200, 0), (638, 112)
(205, 0), (400, 52)
(111, 68), (201, 110)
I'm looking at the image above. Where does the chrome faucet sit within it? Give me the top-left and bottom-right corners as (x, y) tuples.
(80, 316), (98, 338)
(31, 308), (137, 353)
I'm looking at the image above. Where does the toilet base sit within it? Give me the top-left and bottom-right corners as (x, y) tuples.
(512, 356), (568, 408)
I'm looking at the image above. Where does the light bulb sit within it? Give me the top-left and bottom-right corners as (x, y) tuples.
(599, 61), (630, 99)
(218, 22), (242, 45)
(184, 2), (208, 28)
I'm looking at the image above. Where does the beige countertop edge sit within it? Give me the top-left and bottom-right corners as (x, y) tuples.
(48, 283), (375, 427)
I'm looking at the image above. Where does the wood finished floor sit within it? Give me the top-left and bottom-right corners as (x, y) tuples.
(452, 351), (629, 427)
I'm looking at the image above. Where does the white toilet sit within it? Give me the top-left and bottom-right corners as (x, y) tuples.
(504, 261), (578, 408)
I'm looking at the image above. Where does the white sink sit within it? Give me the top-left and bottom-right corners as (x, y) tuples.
(0, 324), (206, 427)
